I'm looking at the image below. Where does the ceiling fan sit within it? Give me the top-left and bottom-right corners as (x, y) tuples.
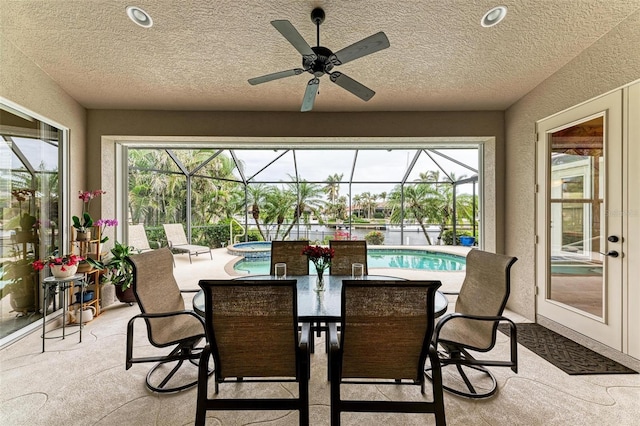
(248, 7), (390, 112)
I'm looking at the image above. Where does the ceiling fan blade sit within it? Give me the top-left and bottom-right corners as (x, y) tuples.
(330, 31), (390, 66)
(330, 72), (375, 101)
(248, 68), (305, 85)
(271, 20), (317, 60)
(301, 78), (320, 112)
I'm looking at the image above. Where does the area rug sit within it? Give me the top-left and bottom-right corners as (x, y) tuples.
(498, 323), (637, 375)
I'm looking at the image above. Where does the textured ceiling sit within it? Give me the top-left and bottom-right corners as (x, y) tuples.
(2, 0), (639, 112)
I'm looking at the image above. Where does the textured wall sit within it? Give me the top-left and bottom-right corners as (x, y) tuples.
(0, 30), (87, 249)
(505, 10), (640, 320)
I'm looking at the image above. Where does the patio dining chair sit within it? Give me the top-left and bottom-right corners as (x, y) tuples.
(195, 279), (310, 425)
(269, 240), (310, 276)
(329, 240), (368, 275)
(125, 248), (213, 393)
(426, 249), (518, 398)
(162, 223), (212, 264)
(329, 279), (446, 426)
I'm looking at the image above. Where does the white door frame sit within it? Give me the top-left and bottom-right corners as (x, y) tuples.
(536, 90), (623, 350)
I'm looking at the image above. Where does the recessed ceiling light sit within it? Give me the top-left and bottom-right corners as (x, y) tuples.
(126, 6), (153, 28)
(481, 6), (507, 27)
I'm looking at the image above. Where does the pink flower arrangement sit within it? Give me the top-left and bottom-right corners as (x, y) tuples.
(301, 245), (334, 276)
(94, 218), (118, 243)
(32, 253), (84, 271)
(72, 189), (106, 232)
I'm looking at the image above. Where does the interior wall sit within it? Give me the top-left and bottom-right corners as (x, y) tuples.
(0, 32), (87, 228)
(505, 9), (640, 320)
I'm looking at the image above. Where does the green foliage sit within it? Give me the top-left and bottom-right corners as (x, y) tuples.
(348, 215), (369, 224)
(441, 229), (474, 245)
(364, 230), (385, 245)
(145, 226), (166, 248)
(20, 213), (37, 231)
(72, 212), (93, 231)
(102, 242), (134, 291)
(246, 229), (261, 241)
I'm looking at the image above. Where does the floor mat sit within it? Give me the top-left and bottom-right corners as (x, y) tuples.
(498, 323), (637, 375)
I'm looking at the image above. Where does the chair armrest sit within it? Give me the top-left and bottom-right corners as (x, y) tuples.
(434, 313), (517, 357)
(299, 322), (311, 350)
(435, 312), (513, 340)
(180, 288), (200, 294)
(328, 322), (340, 351)
(133, 309), (205, 327)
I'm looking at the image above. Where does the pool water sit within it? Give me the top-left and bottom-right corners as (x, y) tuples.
(233, 248), (466, 275)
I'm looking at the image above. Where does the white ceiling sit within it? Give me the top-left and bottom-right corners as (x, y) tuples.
(2, 1), (639, 112)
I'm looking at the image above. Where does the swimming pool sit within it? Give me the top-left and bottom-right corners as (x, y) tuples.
(226, 241), (272, 259)
(232, 247), (466, 275)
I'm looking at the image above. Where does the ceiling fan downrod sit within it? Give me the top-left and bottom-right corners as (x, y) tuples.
(311, 7), (325, 47)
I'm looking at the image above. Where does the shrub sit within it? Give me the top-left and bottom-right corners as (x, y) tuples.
(442, 229), (474, 245)
(365, 230), (385, 245)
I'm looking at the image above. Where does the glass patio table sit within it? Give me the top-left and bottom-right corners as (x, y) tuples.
(192, 274), (449, 321)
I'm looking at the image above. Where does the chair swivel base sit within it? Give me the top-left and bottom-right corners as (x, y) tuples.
(147, 357), (214, 394)
(425, 363), (498, 399)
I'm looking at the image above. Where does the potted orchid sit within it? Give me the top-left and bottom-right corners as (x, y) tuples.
(301, 244), (334, 291)
(72, 189), (105, 241)
(12, 188), (38, 243)
(32, 253), (84, 278)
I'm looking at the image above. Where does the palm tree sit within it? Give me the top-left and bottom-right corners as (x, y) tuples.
(388, 183), (440, 244)
(246, 184), (273, 241)
(281, 180), (325, 239)
(323, 173), (343, 205)
(352, 194), (362, 218)
(262, 187), (296, 240)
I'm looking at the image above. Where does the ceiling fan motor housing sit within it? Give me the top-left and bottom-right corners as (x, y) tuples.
(304, 46), (334, 77)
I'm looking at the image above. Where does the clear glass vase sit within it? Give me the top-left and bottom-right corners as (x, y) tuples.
(315, 269), (325, 292)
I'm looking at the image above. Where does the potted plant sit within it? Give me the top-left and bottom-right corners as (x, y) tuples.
(72, 189), (105, 241)
(32, 253), (84, 278)
(12, 189), (38, 243)
(101, 241), (136, 303)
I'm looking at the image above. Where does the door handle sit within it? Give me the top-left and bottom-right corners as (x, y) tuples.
(607, 235), (619, 243)
(600, 250), (619, 258)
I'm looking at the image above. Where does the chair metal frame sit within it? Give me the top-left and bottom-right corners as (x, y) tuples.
(329, 279), (446, 426)
(195, 279), (311, 426)
(427, 249), (518, 399)
(125, 248), (212, 393)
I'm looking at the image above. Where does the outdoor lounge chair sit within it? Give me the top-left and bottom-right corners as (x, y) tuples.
(128, 224), (154, 253)
(329, 240), (368, 275)
(329, 279), (446, 425)
(426, 249), (518, 398)
(125, 248), (212, 393)
(162, 223), (212, 264)
(195, 279), (310, 425)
